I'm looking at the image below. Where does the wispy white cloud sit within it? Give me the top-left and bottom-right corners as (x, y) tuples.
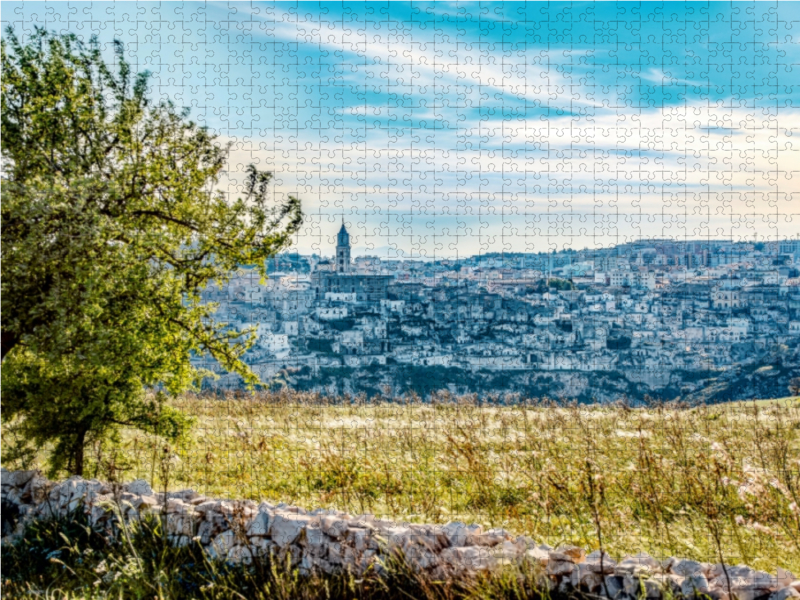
(641, 68), (707, 88)
(231, 3), (606, 110)
(204, 2), (800, 255)
(217, 101), (799, 255)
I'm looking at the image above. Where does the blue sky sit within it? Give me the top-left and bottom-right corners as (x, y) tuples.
(3, 2), (799, 258)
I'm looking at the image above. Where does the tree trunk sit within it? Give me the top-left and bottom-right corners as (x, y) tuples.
(1, 329), (19, 361)
(73, 429), (87, 477)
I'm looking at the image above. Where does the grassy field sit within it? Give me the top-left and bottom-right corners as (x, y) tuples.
(11, 392), (800, 573)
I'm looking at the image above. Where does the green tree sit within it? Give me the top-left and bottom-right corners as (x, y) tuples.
(547, 277), (575, 291)
(1, 28), (302, 475)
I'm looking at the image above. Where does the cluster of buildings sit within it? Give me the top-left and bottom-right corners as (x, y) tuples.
(193, 228), (800, 397)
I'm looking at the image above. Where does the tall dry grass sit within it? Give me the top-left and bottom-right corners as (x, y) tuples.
(45, 391), (800, 571)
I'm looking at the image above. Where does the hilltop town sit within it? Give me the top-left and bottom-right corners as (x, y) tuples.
(193, 229), (800, 402)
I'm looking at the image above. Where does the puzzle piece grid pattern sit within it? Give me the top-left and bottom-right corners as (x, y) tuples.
(4, 2), (800, 562)
(5, 2), (797, 259)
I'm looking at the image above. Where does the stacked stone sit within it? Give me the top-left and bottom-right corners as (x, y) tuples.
(2, 469), (798, 600)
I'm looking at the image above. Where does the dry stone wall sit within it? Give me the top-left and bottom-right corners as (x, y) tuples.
(2, 469), (799, 600)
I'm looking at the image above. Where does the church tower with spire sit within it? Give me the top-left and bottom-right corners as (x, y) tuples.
(312, 220), (390, 302)
(336, 221), (351, 273)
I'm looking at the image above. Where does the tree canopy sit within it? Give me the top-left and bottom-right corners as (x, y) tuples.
(1, 28), (303, 475)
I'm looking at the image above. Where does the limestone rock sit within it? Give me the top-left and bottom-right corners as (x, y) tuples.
(585, 550), (617, 574)
(246, 508), (272, 537)
(441, 521), (481, 547)
(382, 525), (413, 550)
(167, 489), (201, 502)
(682, 573), (711, 596)
(1, 469), (38, 489)
(605, 575), (626, 599)
(269, 511), (318, 547)
(226, 545), (253, 565)
(525, 546), (550, 567)
(277, 543), (302, 566)
(407, 527), (449, 553)
(468, 528), (509, 547)
(710, 565), (778, 594)
(1, 469), (792, 597)
(771, 587), (800, 600)
(622, 573), (657, 598)
(125, 479), (153, 496)
(232, 502), (257, 520)
(301, 524), (327, 556)
(547, 560), (575, 577)
(326, 540), (346, 565)
(275, 504), (307, 515)
(572, 563), (604, 591)
(165, 498), (191, 514)
(514, 535), (537, 549)
(117, 492), (146, 510)
(652, 573), (684, 596)
(409, 524), (449, 549)
(346, 527), (372, 552)
(729, 589), (766, 600)
(302, 553), (336, 575)
(402, 537), (439, 571)
(3, 487), (23, 506)
(358, 548), (379, 575)
(167, 512), (195, 536)
(617, 552), (660, 573)
(20, 475), (49, 504)
(320, 515), (348, 539)
(550, 544), (586, 564)
(194, 500), (235, 517)
(441, 546), (494, 572)
(89, 503), (114, 527)
(195, 520), (216, 545)
(208, 530), (236, 560)
(348, 513), (375, 529)
(641, 578), (665, 599)
(671, 558), (706, 577)
(254, 536), (277, 557)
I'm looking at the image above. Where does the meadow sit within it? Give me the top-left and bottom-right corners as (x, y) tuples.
(56, 391), (800, 574)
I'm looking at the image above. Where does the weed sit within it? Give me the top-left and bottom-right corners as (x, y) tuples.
(4, 393), (799, 573)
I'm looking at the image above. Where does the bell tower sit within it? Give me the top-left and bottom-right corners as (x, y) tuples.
(336, 221), (351, 273)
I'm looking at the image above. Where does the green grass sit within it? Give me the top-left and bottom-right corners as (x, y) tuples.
(5, 392), (800, 584)
(728, 396), (799, 407)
